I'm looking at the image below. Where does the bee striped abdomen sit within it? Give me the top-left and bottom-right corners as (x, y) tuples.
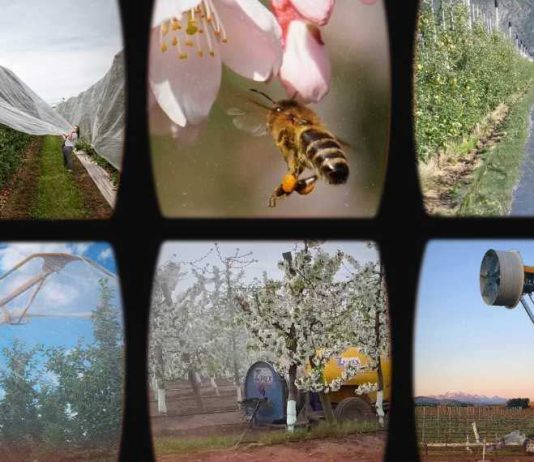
(301, 129), (349, 185)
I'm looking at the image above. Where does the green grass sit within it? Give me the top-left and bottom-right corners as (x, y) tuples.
(458, 84), (534, 216)
(154, 420), (380, 456)
(32, 135), (87, 219)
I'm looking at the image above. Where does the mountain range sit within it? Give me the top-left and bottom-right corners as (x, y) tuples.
(415, 392), (508, 406)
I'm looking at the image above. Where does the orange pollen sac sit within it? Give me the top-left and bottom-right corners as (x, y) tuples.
(297, 182), (315, 196)
(282, 174), (298, 193)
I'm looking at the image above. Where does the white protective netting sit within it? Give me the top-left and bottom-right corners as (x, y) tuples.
(56, 51), (125, 170)
(0, 66), (71, 136)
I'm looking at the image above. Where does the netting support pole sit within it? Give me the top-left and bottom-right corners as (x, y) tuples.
(520, 296), (534, 327)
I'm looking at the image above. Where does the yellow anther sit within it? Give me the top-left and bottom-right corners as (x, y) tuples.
(186, 20), (199, 35)
(161, 22), (169, 36)
(209, 50), (215, 57)
(197, 51), (204, 57)
(185, 39), (194, 47)
(172, 36), (178, 46)
(221, 38), (228, 43)
(179, 52), (188, 59)
(160, 42), (168, 52)
(172, 19), (181, 31)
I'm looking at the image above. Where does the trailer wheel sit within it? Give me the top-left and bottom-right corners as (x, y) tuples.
(334, 397), (376, 423)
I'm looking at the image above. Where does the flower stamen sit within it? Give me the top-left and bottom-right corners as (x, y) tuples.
(159, 0), (227, 59)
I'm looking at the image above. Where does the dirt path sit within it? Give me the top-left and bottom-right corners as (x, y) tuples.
(71, 151), (113, 219)
(157, 434), (385, 462)
(420, 103), (509, 216)
(0, 135), (112, 219)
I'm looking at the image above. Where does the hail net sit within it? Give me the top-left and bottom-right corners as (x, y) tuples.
(0, 52), (125, 170)
(56, 52), (125, 170)
(0, 66), (71, 136)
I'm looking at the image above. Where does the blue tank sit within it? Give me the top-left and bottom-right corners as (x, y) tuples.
(244, 361), (287, 424)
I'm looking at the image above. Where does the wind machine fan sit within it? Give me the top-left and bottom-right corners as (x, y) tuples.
(0, 253), (116, 325)
(480, 249), (534, 326)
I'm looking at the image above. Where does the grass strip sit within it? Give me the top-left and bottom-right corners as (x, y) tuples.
(459, 84), (534, 216)
(32, 135), (87, 219)
(154, 420), (379, 456)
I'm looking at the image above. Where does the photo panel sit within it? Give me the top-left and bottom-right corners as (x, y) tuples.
(148, 240), (390, 461)
(0, 242), (124, 462)
(0, 1), (125, 219)
(415, 240), (534, 461)
(148, 0), (390, 218)
(414, 0), (534, 216)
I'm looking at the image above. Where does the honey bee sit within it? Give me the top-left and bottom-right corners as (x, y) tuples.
(228, 89), (349, 208)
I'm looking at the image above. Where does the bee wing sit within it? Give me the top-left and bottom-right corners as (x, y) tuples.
(335, 136), (352, 149)
(226, 106), (269, 137)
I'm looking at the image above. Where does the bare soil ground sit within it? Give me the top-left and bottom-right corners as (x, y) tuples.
(0, 137), (42, 218)
(420, 446), (534, 462)
(71, 153), (113, 219)
(420, 103), (510, 215)
(157, 433), (385, 462)
(152, 381), (385, 462)
(151, 381), (245, 438)
(0, 136), (112, 219)
(0, 446), (116, 462)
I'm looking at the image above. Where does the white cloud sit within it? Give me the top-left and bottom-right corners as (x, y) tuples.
(0, 0), (122, 103)
(0, 243), (120, 318)
(98, 248), (113, 261)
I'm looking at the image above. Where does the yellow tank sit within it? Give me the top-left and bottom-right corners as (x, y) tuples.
(322, 347), (391, 405)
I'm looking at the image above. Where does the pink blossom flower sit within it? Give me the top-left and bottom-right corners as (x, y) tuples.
(271, 0), (334, 103)
(272, 0), (334, 29)
(271, 0), (379, 104)
(279, 20), (331, 103)
(149, 0), (283, 127)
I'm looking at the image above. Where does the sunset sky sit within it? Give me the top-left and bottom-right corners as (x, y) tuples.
(415, 240), (534, 400)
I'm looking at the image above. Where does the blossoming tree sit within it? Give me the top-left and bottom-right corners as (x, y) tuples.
(148, 246), (257, 413)
(236, 242), (389, 430)
(344, 249), (390, 426)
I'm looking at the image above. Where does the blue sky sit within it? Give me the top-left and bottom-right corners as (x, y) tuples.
(0, 0), (122, 103)
(0, 242), (120, 320)
(415, 240), (534, 400)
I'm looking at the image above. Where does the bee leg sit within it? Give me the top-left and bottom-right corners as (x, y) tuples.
(268, 173), (299, 208)
(295, 175), (318, 196)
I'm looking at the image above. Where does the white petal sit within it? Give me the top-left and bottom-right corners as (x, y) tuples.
(216, 0), (283, 81)
(149, 95), (206, 143)
(152, 0), (201, 26)
(279, 21), (331, 103)
(148, 27), (222, 126)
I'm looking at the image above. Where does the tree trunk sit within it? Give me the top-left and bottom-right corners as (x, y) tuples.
(225, 261), (242, 390)
(188, 368), (204, 411)
(375, 358), (385, 427)
(231, 335), (240, 388)
(318, 392), (336, 424)
(375, 260), (388, 426)
(157, 387), (167, 414)
(210, 377), (220, 396)
(287, 364), (298, 432)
